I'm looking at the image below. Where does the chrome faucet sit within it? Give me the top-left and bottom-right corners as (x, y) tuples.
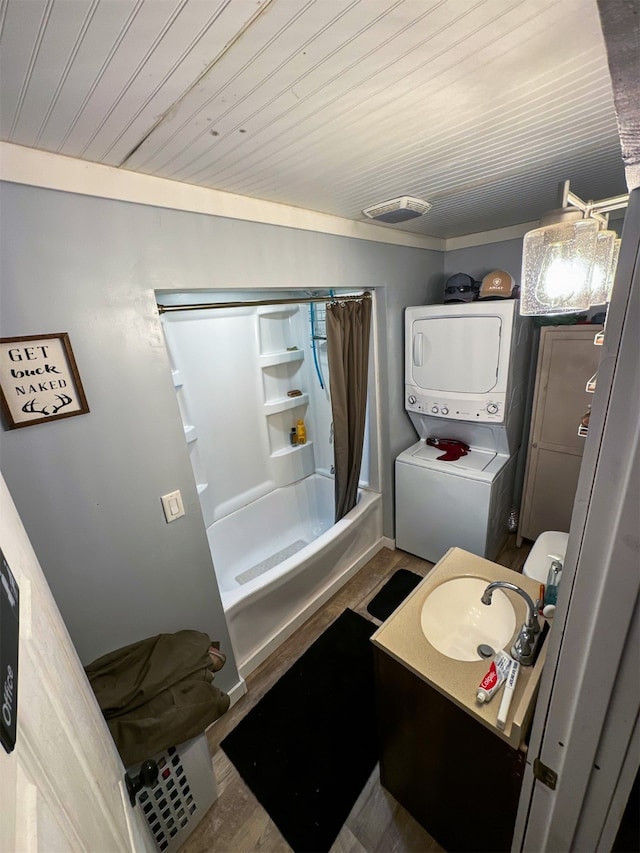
(481, 581), (541, 666)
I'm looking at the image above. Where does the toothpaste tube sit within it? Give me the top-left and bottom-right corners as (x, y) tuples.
(476, 650), (512, 704)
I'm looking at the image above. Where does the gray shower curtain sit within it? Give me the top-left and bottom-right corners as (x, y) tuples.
(326, 293), (372, 522)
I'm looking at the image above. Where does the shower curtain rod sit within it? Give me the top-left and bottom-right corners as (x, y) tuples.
(157, 291), (371, 314)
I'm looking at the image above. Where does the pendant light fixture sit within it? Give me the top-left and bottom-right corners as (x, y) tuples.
(520, 181), (629, 316)
(606, 238), (622, 303)
(589, 229), (618, 306)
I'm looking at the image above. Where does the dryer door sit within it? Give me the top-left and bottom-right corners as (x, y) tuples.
(409, 315), (502, 393)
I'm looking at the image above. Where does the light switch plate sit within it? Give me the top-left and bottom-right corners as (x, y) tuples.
(161, 489), (185, 523)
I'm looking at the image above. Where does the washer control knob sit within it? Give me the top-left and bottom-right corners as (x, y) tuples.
(487, 402), (499, 415)
(441, 407), (449, 415)
(408, 395), (417, 405)
(431, 406), (439, 414)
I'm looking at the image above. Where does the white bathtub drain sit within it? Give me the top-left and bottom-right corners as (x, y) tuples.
(235, 540), (308, 585)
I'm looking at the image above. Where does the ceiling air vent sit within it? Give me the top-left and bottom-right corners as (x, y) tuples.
(362, 196), (432, 223)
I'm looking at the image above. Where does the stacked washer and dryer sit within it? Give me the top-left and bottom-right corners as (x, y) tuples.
(395, 300), (532, 564)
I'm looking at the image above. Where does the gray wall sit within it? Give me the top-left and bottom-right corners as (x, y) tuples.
(444, 237), (524, 282)
(0, 181), (442, 673)
(381, 274), (443, 535)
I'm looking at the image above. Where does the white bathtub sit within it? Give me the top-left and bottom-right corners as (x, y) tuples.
(207, 474), (383, 677)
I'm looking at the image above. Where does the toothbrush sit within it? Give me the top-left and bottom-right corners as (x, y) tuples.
(497, 659), (519, 730)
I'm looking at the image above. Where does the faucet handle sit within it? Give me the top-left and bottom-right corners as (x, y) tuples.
(513, 633), (531, 661)
(513, 625), (536, 663)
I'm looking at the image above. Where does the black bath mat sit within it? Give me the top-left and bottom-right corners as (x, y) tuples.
(221, 609), (377, 853)
(366, 569), (423, 621)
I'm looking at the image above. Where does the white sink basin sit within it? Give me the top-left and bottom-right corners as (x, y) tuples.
(420, 577), (516, 661)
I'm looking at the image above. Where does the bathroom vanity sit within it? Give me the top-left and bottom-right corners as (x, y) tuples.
(371, 548), (548, 853)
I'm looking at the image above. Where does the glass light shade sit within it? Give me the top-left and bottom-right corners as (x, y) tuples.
(605, 238), (622, 303)
(589, 230), (616, 306)
(520, 217), (599, 316)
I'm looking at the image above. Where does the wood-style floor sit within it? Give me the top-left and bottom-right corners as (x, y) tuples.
(181, 538), (532, 853)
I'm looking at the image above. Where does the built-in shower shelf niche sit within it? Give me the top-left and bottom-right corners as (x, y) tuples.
(258, 305), (300, 355)
(261, 351), (306, 408)
(271, 439), (314, 458)
(258, 349), (304, 368)
(197, 483), (208, 496)
(271, 440), (315, 487)
(266, 403), (312, 457)
(263, 393), (309, 415)
(184, 424), (198, 443)
(256, 305), (299, 316)
(255, 301), (315, 486)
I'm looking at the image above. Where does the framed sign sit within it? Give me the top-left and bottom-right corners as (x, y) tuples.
(0, 333), (90, 429)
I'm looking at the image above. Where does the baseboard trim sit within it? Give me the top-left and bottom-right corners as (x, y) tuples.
(226, 677), (247, 708)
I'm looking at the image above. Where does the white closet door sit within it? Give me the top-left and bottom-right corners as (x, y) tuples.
(0, 474), (152, 853)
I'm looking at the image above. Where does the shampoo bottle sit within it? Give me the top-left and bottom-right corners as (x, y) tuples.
(296, 419), (307, 445)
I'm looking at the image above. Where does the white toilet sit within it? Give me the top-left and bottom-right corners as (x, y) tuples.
(522, 531), (569, 582)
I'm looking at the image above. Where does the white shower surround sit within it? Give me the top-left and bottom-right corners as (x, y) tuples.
(161, 293), (383, 679)
(209, 473), (383, 677)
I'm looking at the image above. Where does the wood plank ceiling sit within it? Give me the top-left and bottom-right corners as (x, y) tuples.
(0, 0), (628, 238)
